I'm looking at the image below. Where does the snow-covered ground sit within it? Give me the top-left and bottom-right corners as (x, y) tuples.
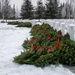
(0, 23), (75, 75)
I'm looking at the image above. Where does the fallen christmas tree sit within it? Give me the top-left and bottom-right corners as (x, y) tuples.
(14, 23), (75, 67)
(8, 21), (32, 27)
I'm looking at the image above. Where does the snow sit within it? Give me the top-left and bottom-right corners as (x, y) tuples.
(0, 23), (75, 75)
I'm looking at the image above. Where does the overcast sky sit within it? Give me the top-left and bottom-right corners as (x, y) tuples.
(10, 0), (66, 10)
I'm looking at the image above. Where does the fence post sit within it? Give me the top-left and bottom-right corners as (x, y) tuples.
(52, 21), (56, 30)
(60, 23), (65, 36)
(32, 20), (36, 26)
(55, 22), (60, 31)
(68, 24), (75, 41)
(49, 21), (54, 27)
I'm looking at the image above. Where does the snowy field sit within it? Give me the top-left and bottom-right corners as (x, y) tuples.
(0, 23), (75, 75)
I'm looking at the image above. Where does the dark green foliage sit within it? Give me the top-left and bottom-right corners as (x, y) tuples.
(35, 0), (45, 19)
(17, 22), (32, 27)
(45, 0), (58, 19)
(14, 23), (75, 67)
(14, 51), (35, 64)
(8, 21), (19, 25)
(21, 0), (33, 19)
(34, 54), (54, 67)
(8, 21), (32, 27)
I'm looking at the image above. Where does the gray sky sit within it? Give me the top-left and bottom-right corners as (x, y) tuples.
(10, 0), (66, 10)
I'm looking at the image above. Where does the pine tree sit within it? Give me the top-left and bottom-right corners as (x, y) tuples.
(45, 0), (58, 19)
(54, 0), (59, 18)
(35, 0), (45, 19)
(21, 0), (33, 19)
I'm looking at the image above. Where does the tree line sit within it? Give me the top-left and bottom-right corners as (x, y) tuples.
(21, 0), (75, 19)
(0, 0), (75, 20)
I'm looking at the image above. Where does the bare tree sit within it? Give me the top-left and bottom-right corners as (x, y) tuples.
(2, 0), (5, 21)
(4, 0), (10, 22)
(0, 1), (2, 19)
(12, 4), (16, 19)
(61, 0), (74, 19)
(70, 0), (75, 19)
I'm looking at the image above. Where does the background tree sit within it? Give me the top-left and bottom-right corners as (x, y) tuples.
(0, 1), (2, 19)
(35, 0), (45, 19)
(54, 0), (59, 18)
(45, 0), (58, 19)
(21, 0), (33, 19)
(4, 0), (10, 22)
(58, 4), (63, 19)
(12, 4), (16, 19)
(61, 1), (74, 19)
(8, 4), (16, 19)
(0, 0), (16, 20)
(1, 0), (5, 21)
(15, 7), (20, 19)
